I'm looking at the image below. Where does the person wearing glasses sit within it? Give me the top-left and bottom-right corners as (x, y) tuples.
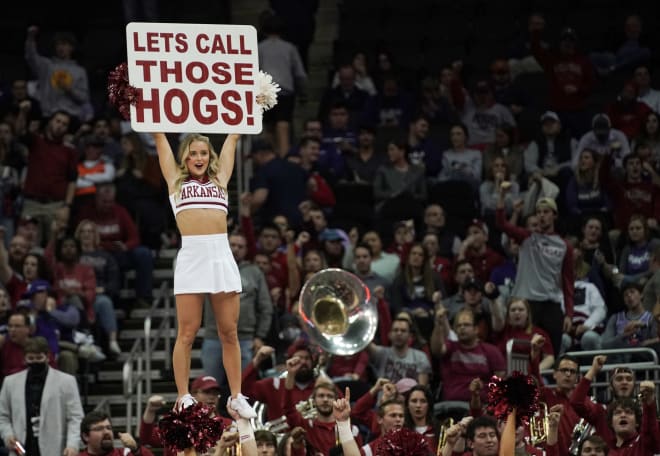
(530, 334), (599, 455)
(0, 336), (83, 456)
(79, 410), (154, 456)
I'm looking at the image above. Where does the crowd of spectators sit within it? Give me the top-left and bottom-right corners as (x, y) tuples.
(2, 1), (660, 455)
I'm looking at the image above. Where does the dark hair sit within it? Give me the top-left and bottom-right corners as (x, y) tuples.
(329, 100), (349, 112)
(466, 415), (499, 441)
(81, 410), (111, 442)
(299, 135), (321, 149)
(404, 385), (436, 429)
(53, 31), (77, 47)
(623, 153), (641, 168)
(9, 311), (30, 327)
(353, 242), (373, 257)
(24, 253), (52, 283)
(453, 259), (472, 276)
(254, 430), (277, 446)
(579, 435), (609, 455)
(387, 138), (410, 154)
(450, 123), (469, 140)
(258, 222), (282, 236)
(24, 336), (49, 354)
(55, 235), (81, 262)
(607, 397), (641, 428)
(553, 354), (579, 370)
(262, 13), (285, 35)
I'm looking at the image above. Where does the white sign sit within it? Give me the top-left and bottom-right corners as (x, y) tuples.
(125, 22), (261, 134)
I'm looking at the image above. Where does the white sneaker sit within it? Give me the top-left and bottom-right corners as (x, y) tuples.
(175, 394), (197, 412)
(109, 341), (122, 356)
(228, 393), (257, 419)
(79, 344), (107, 362)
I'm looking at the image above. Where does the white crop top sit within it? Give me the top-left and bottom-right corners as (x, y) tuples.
(169, 177), (228, 216)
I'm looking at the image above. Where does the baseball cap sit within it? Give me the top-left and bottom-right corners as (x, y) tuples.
(536, 197), (558, 213)
(190, 375), (220, 392)
(395, 378), (418, 394)
(319, 228), (344, 242)
(468, 219), (489, 236)
(540, 111), (560, 123)
(463, 277), (483, 292)
(24, 279), (51, 297)
(286, 339), (314, 359)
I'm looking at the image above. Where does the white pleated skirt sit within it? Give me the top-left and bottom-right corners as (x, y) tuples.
(173, 234), (242, 295)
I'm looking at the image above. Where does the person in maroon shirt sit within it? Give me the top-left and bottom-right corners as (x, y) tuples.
(16, 108), (77, 245)
(241, 341), (317, 422)
(606, 391), (660, 456)
(0, 243), (51, 308)
(491, 297), (555, 370)
(281, 372), (361, 455)
(571, 356), (648, 450)
(529, 333), (598, 455)
(606, 81), (652, 141)
(139, 375), (232, 456)
(79, 410), (154, 456)
(531, 26), (596, 137)
(76, 182), (154, 306)
(0, 312), (58, 379)
(600, 152), (660, 232)
(456, 219), (504, 284)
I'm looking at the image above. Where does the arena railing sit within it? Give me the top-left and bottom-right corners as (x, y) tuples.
(122, 281), (172, 434)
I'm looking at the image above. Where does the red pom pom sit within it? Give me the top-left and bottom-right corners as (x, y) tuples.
(157, 403), (225, 453)
(375, 427), (433, 456)
(107, 62), (140, 120)
(487, 371), (540, 425)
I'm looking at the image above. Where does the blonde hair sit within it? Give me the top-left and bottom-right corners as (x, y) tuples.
(173, 133), (222, 197)
(74, 219), (100, 247)
(507, 297), (533, 334)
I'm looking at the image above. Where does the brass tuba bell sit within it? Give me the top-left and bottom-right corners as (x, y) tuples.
(298, 268), (378, 355)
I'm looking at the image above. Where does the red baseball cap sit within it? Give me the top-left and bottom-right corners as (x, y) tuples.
(286, 339), (314, 359)
(190, 375), (220, 392)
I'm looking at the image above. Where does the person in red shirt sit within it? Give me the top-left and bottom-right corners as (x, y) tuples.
(491, 297), (555, 370)
(76, 182), (154, 307)
(606, 82), (652, 141)
(529, 334), (598, 455)
(571, 356), (644, 449)
(16, 108), (78, 246)
(281, 365), (362, 456)
(606, 389), (660, 456)
(599, 152), (660, 232)
(139, 375), (232, 456)
(241, 341), (317, 422)
(79, 410), (154, 456)
(456, 220), (504, 284)
(531, 26), (596, 137)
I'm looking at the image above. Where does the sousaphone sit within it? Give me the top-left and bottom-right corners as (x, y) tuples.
(298, 268), (378, 355)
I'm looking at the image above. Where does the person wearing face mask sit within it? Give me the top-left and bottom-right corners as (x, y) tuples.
(0, 336), (83, 456)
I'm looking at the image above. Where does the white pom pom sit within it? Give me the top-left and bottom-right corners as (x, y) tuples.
(256, 70), (281, 112)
